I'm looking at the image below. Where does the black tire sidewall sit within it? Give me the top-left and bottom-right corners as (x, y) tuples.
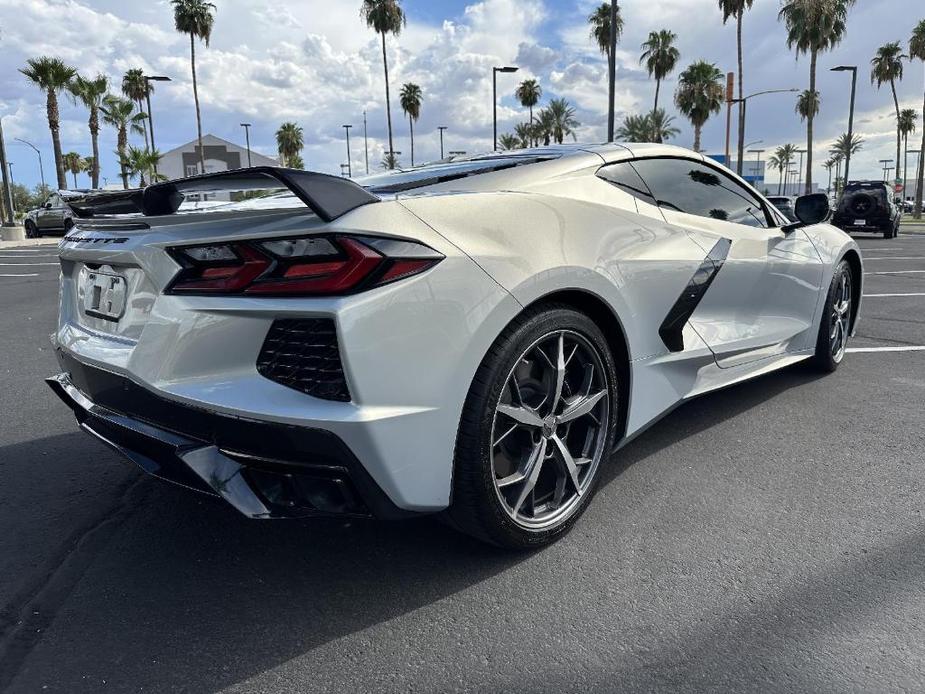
(451, 306), (619, 549)
(813, 260), (851, 372)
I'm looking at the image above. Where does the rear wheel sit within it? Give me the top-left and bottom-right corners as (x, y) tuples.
(24, 221), (38, 239)
(447, 306), (618, 549)
(812, 260), (853, 373)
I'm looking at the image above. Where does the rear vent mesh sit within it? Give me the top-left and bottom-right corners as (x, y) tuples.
(256, 319), (350, 402)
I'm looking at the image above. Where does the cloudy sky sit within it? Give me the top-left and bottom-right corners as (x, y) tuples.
(1, 0), (923, 191)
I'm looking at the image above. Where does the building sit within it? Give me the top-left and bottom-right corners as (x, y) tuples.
(705, 153), (767, 190)
(159, 134), (277, 181)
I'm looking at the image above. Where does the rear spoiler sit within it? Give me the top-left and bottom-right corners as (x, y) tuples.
(66, 167), (380, 223)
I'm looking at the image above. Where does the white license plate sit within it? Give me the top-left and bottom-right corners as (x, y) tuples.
(853, 219), (866, 226)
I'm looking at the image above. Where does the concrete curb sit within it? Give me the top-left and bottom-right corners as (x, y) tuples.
(0, 237), (59, 249)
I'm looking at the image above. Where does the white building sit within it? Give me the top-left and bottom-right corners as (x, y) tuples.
(159, 134), (277, 181)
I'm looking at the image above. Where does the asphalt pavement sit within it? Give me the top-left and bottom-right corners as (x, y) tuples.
(0, 233), (924, 693)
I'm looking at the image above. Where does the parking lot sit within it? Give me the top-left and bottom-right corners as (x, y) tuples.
(0, 232), (923, 693)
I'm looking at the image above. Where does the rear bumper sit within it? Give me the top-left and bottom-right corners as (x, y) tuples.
(832, 213), (893, 231)
(47, 352), (414, 520)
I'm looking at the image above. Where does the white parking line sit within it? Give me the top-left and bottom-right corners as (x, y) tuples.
(865, 270), (925, 275)
(0, 262), (58, 266)
(863, 293), (925, 297)
(848, 346), (925, 353)
(0, 255), (57, 259)
(862, 256), (925, 260)
(0, 273), (39, 277)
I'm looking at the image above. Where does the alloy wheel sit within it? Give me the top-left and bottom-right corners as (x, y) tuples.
(830, 271), (851, 364)
(489, 330), (610, 530)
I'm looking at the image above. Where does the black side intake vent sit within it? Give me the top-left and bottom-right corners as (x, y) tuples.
(257, 319), (350, 401)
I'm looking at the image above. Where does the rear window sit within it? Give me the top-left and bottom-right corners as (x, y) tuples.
(356, 155), (558, 194)
(845, 182), (887, 197)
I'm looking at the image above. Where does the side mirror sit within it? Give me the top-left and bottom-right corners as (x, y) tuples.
(43, 202), (53, 209)
(783, 193), (829, 233)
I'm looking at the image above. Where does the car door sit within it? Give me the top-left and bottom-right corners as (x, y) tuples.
(37, 194), (63, 231)
(630, 157), (824, 368)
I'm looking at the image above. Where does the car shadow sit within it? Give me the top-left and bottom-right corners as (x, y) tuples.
(0, 363), (829, 693)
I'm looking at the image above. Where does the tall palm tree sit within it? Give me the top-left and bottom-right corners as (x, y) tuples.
(830, 152), (845, 196)
(899, 108), (918, 198)
(82, 156), (95, 187)
(640, 30), (680, 111)
(830, 132), (863, 194)
(399, 82), (422, 167)
(871, 41), (906, 187)
(101, 96), (147, 189)
(362, 0), (406, 170)
(767, 154), (784, 195)
(534, 108), (556, 146)
(796, 89), (820, 123)
(674, 60), (724, 153)
(822, 157), (836, 195)
(911, 19), (925, 218)
(588, 2), (624, 59)
(124, 146), (163, 187)
(719, 0), (754, 171)
(771, 144), (798, 195)
(68, 73), (108, 189)
(515, 79), (542, 125)
(275, 122), (304, 168)
(122, 69), (151, 149)
(20, 57), (77, 190)
(545, 98), (580, 144)
(646, 108), (679, 143)
(498, 134), (521, 151)
(172, 0), (216, 175)
(62, 152), (83, 189)
(779, 0), (855, 195)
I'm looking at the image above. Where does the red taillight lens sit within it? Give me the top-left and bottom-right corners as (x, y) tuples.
(166, 235), (442, 296)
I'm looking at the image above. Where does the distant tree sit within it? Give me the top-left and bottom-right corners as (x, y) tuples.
(588, 2), (623, 60)
(125, 146), (163, 186)
(640, 30), (680, 111)
(911, 19), (925, 217)
(515, 79), (542, 125)
(546, 98), (579, 144)
(871, 41), (906, 184)
(674, 60), (724, 152)
(20, 56), (77, 190)
(101, 96), (147, 189)
(830, 132), (864, 161)
(62, 152), (84, 189)
(171, 0), (216, 174)
(381, 152), (401, 169)
(68, 73), (108, 189)
(514, 122), (532, 148)
(399, 82), (422, 166)
(498, 133), (521, 150)
(795, 88), (820, 121)
(121, 68), (151, 149)
(275, 122), (304, 168)
(718, 0), (755, 170)
(362, 0), (406, 169)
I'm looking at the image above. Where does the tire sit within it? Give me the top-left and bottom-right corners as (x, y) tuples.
(446, 305), (619, 549)
(24, 221), (38, 239)
(812, 260), (853, 373)
(883, 227), (892, 239)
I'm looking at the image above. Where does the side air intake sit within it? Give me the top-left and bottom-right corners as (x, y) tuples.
(256, 319), (350, 402)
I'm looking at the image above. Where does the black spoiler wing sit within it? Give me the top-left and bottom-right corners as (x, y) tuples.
(66, 167), (380, 223)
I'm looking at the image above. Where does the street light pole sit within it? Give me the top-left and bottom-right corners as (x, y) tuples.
(363, 110), (369, 175)
(748, 148), (765, 181)
(438, 126), (448, 159)
(607, 0), (618, 142)
(831, 66), (857, 186)
(0, 117), (14, 227)
(492, 66), (518, 151)
(240, 123), (253, 167)
(730, 88), (799, 174)
(342, 124), (353, 177)
(796, 149), (807, 192)
(144, 75), (171, 176)
(14, 138), (45, 190)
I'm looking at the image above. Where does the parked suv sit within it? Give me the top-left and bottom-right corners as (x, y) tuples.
(23, 192), (77, 238)
(832, 181), (901, 238)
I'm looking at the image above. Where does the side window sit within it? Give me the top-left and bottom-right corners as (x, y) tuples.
(631, 158), (770, 229)
(48, 194), (61, 208)
(596, 161), (657, 207)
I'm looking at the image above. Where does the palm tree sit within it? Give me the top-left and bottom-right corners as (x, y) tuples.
(545, 98), (579, 144)
(122, 69), (151, 149)
(822, 157), (836, 195)
(514, 122), (532, 148)
(68, 73), (108, 189)
(871, 41), (906, 187)
(646, 108), (679, 143)
(275, 122), (304, 168)
(515, 79), (542, 126)
(796, 89), (820, 123)
(617, 113), (652, 142)
(399, 82), (422, 167)
(82, 156), (95, 187)
(124, 146), (163, 187)
(767, 154), (784, 195)
(172, 0), (216, 175)
(535, 108), (556, 146)
(779, 0), (855, 195)
(289, 153), (305, 170)
(899, 108), (918, 198)
(617, 109), (679, 143)
(362, 0), (406, 170)
(498, 134), (521, 151)
(381, 152), (401, 170)
(719, 0), (754, 171)
(588, 2), (623, 59)
(771, 143), (798, 195)
(674, 60), (724, 153)
(911, 19), (925, 218)
(830, 132), (864, 161)
(640, 30), (680, 111)
(20, 57), (77, 190)
(62, 152), (83, 189)
(101, 96), (147, 189)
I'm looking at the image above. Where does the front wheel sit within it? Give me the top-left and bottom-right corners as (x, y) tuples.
(24, 222), (38, 239)
(447, 306), (619, 549)
(812, 260), (853, 373)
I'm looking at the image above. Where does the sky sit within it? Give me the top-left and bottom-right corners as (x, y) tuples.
(1, 0), (924, 192)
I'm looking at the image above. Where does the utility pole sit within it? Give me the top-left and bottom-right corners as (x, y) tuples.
(363, 110), (369, 175)
(240, 123), (253, 167)
(438, 126), (448, 159)
(606, 0), (618, 142)
(342, 124), (353, 177)
(0, 117), (15, 227)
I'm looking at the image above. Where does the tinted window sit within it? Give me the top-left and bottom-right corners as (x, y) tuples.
(597, 162), (657, 206)
(631, 158), (770, 228)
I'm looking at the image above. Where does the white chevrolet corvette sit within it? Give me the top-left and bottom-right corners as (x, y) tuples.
(48, 144), (861, 548)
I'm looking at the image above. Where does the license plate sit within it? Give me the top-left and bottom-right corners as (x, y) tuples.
(83, 270), (127, 321)
(854, 219), (866, 226)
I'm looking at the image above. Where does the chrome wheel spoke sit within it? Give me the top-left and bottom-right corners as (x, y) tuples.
(512, 438), (548, 515)
(497, 403), (543, 428)
(559, 389), (607, 423)
(551, 434), (583, 497)
(550, 333), (567, 415)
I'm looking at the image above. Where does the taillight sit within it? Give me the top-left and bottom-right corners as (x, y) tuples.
(166, 235), (443, 296)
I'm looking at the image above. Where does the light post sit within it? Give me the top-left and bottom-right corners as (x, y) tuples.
(831, 66), (857, 185)
(340, 163), (350, 177)
(908, 150), (921, 206)
(438, 126), (448, 159)
(880, 159), (893, 182)
(144, 75), (171, 175)
(606, 0), (619, 141)
(729, 89), (798, 174)
(342, 124), (353, 177)
(747, 148), (765, 182)
(14, 138), (45, 190)
(796, 149), (807, 192)
(0, 117), (14, 227)
(492, 66), (518, 151)
(363, 110), (369, 175)
(240, 123), (253, 167)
